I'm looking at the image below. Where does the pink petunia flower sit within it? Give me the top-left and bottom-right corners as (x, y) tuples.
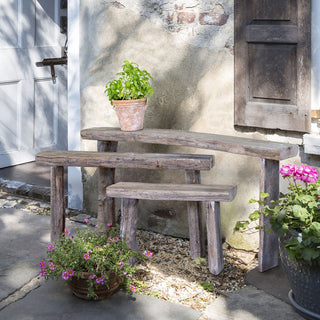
(83, 253), (90, 260)
(90, 274), (96, 280)
(144, 250), (153, 257)
(130, 285), (136, 293)
(62, 271), (69, 280)
(39, 269), (46, 276)
(68, 269), (74, 277)
(122, 272), (128, 276)
(39, 261), (46, 269)
(119, 260), (124, 269)
(64, 228), (70, 236)
(84, 218), (89, 223)
(113, 237), (119, 242)
(107, 222), (112, 227)
(49, 263), (56, 270)
(47, 244), (55, 251)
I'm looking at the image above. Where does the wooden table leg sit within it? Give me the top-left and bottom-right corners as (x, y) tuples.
(97, 141), (118, 230)
(185, 170), (205, 259)
(259, 158), (280, 272)
(51, 166), (65, 242)
(206, 201), (223, 275)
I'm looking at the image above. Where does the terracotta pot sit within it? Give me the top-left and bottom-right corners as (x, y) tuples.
(67, 271), (121, 300)
(112, 98), (147, 131)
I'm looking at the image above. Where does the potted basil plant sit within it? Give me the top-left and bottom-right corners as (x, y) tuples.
(105, 60), (154, 131)
(236, 164), (320, 319)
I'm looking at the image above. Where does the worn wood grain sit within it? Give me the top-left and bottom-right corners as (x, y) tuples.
(185, 170), (205, 258)
(81, 127), (298, 160)
(120, 198), (139, 265)
(107, 182), (237, 202)
(36, 150), (214, 170)
(97, 141), (118, 230)
(259, 158), (280, 272)
(50, 166), (65, 242)
(206, 201), (224, 275)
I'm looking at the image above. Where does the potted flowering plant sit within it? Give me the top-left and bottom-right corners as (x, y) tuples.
(236, 164), (320, 319)
(39, 220), (151, 300)
(105, 60), (154, 131)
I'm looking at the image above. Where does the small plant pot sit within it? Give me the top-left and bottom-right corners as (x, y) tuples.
(67, 272), (121, 300)
(112, 98), (147, 131)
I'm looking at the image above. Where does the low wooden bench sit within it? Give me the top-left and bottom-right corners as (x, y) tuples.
(36, 150), (214, 259)
(106, 182), (237, 275)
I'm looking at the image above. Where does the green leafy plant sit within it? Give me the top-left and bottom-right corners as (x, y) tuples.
(39, 221), (151, 299)
(235, 164), (320, 264)
(105, 61), (154, 105)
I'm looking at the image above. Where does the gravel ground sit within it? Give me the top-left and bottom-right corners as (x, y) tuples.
(0, 192), (258, 311)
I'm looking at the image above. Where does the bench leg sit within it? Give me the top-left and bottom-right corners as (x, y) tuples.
(120, 198), (139, 264)
(97, 141), (118, 230)
(206, 201), (223, 275)
(259, 158), (279, 272)
(51, 166), (65, 243)
(185, 170), (205, 259)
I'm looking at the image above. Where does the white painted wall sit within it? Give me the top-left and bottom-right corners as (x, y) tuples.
(67, 0), (82, 209)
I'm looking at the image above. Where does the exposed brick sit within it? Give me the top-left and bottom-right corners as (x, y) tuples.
(166, 11), (175, 24)
(199, 12), (229, 26)
(177, 12), (196, 24)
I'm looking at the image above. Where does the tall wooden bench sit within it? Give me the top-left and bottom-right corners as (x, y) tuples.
(106, 182), (237, 275)
(36, 150), (214, 259)
(81, 127), (299, 272)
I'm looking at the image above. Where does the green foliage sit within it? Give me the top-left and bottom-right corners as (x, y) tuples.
(200, 281), (214, 292)
(105, 61), (154, 105)
(40, 224), (147, 299)
(235, 165), (320, 264)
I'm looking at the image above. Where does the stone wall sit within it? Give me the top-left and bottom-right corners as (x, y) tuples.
(80, 0), (305, 251)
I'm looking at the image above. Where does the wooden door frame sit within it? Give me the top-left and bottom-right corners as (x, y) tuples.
(68, 0), (83, 210)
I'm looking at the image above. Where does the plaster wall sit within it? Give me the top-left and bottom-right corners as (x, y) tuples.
(79, 0), (310, 252)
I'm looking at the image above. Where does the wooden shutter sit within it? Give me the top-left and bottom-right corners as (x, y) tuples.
(234, 0), (311, 132)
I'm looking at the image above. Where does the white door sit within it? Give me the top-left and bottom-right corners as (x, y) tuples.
(0, 0), (67, 168)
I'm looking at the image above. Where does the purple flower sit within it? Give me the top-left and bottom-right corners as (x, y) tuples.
(84, 218), (89, 223)
(107, 222), (112, 227)
(96, 276), (105, 285)
(62, 272), (69, 280)
(119, 260), (124, 269)
(64, 228), (70, 236)
(113, 237), (119, 243)
(39, 269), (46, 276)
(118, 250), (121, 254)
(90, 274), (96, 280)
(49, 263), (56, 270)
(68, 269), (74, 277)
(122, 272), (128, 276)
(39, 261), (46, 269)
(83, 253), (90, 260)
(47, 244), (55, 251)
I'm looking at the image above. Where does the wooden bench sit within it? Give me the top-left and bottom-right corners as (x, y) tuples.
(81, 127), (299, 272)
(36, 150), (214, 259)
(106, 182), (237, 275)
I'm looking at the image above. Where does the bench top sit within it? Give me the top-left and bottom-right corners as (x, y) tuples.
(36, 150), (214, 170)
(106, 182), (237, 202)
(81, 127), (298, 161)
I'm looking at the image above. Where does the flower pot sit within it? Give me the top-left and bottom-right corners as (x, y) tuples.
(112, 98), (147, 131)
(67, 272), (121, 300)
(279, 237), (320, 320)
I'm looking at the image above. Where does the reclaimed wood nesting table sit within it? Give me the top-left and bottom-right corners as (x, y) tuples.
(80, 127), (298, 273)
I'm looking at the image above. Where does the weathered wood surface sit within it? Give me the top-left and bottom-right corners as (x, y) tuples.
(107, 182), (237, 202)
(36, 150), (214, 170)
(50, 166), (65, 242)
(81, 127), (298, 160)
(97, 141), (118, 230)
(259, 159), (280, 272)
(185, 170), (205, 258)
(206, 201), (223, 275)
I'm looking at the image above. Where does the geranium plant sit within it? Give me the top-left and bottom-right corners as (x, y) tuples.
(105, 60), (154, 105)
(235, 164), (320, 264)
(39, 220), (151, 299)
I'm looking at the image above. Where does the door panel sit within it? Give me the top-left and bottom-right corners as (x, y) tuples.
(235, 0), (311, 132)
(0, 0), (67, 168)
